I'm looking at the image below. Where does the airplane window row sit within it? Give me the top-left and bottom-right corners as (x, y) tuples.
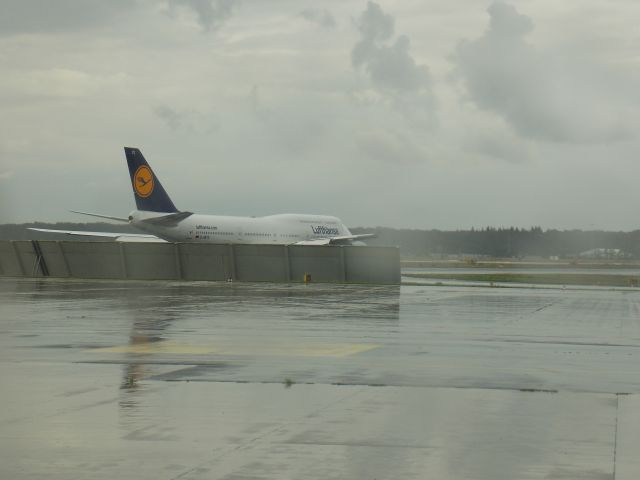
(196, 231), (234, 236)
(193, 231), (302, 239)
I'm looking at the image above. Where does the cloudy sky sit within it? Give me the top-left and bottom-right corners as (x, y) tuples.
(1, 0), (639, 230)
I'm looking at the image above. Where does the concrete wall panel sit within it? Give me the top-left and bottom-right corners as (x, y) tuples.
(122, 243), (178, 279)
(234, 245), (287, 282)
(178, 243), (230, 281)
(61, 242), (124, 279)
(0, 241), (25, 276)
(38, 241), (70, 277)
(0, 241), (400, 284)
(289, 246), (343, 283)
(14, 241), (40, 277)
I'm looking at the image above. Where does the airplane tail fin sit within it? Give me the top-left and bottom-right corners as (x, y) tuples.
(124, 147), (178, 213)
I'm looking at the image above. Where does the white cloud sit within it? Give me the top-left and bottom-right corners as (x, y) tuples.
(298, 8), (336, 29)
(1, 0), (640, 229)
(454, 1), (637, 143)
(0, 0), (134, 35)
(349, 2), (436, 142)
(356, 129), (428, 164)
(167, 0), (237, 32)
(352, 2), (431, 94)
(0, 69), (128, 102)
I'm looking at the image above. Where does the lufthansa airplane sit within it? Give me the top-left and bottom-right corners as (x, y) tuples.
(31, 147), (375, 245)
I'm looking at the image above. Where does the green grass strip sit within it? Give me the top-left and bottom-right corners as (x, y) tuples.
(404, 272), (640, 287)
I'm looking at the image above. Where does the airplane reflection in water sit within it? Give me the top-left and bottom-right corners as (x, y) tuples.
(114, 283), (400, 413)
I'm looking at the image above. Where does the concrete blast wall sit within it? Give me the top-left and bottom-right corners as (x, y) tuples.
(0, 241), (400, 284)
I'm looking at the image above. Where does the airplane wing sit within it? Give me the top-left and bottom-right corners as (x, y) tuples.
(28, 228), (166, 243)
(294, 233), (376, 246)
(293, 238), (333, 246)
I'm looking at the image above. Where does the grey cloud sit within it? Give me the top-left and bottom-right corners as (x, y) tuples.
(352, 2), (430, 93)
(154, 105), (183, 130)
(454, 1), (634, 143)
(354, 1), (393, 46)
(465, 127), (530, 163)
(473, 137), (528, 163)
(298, 8), (336, 29)
(0, 0), (134, 35)
(249, 85), (271, 121)
(361, 35), (430, 92)
(169, 0), (236, 32)
(356, 129), (428, 164)
(153, 105), (218, 134)
(487, 1), (532, 38)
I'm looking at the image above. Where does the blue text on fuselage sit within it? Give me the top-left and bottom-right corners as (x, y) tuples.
(311, 225), (339, 236)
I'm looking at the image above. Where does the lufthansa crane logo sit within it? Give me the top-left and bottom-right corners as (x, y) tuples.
(133, 165), (154, 198)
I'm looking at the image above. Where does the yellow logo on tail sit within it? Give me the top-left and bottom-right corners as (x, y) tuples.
(133, 165), (154, 198)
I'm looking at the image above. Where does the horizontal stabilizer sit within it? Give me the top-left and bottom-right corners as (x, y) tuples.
(28, 228), (165, 243)
(70, 210), (129, 222)
(140, 211), (193, 226)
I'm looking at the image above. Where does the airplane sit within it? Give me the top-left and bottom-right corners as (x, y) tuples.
(30, 147), (375, 246)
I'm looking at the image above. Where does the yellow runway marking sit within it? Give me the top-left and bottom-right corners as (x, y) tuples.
(92, 342), (379, 357)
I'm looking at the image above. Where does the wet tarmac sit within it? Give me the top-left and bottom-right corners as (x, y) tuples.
(1, 277), (640, 479)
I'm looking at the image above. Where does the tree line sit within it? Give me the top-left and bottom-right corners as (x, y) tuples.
(2, 223), (640, 258)
(351, 226), (640, 258)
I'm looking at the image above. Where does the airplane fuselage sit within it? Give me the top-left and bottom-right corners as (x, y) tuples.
(29, 148), (374, 245)
(130, 210), (352, 244)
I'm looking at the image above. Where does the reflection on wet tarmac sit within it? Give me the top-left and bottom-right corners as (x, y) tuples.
(1, 278), (640, 479)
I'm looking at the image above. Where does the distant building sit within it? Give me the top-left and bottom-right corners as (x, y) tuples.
(578, 248), (630, 259)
